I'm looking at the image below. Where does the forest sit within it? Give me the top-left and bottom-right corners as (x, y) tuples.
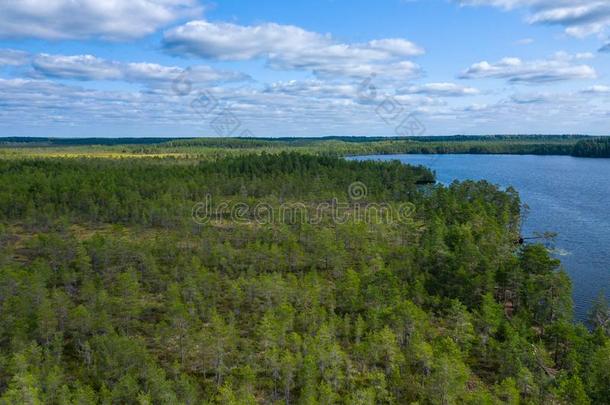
(2, 135), (610, 160)
(0, 151), (609, 404)
(572, 137), (610, 158)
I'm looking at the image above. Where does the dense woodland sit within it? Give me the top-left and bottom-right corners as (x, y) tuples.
(0, 152), (609, 404)
(572, 137), (610, 158)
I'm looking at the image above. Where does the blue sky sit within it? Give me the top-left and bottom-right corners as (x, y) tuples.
(0, 0), (609, 137)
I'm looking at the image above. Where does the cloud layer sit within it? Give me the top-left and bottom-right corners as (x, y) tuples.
(0, 48), (28, 66)
(460, 53), (597, 83)
(400, 82), (480, 96)
(1, 2), (609, 136)
(163, 20), (424, 78)
(2, 76), (608, 137)
(30, 53), (248, 85)
(459, 0), (610, 37)
(0, 49), (248, 86)
(0, 0), (201, 39)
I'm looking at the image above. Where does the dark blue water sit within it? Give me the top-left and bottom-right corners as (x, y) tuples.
(353, 154), (610, 321)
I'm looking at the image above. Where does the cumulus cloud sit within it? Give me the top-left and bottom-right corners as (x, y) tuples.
(460, 53), (597, 83)
(400, 82), (480, 96)
(0, 0), (202, 40)
(163, 20), (424, 79)
(28, 53), (248, 85)
(164, 21), (327, 60)
(458, 0), (610, 38)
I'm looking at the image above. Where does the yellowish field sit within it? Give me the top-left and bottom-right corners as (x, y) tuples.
(0, 147), (190, 159)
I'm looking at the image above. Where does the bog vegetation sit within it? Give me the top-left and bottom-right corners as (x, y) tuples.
(0, 150), (608, 404)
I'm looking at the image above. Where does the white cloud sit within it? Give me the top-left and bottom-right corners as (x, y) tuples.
(32, 54), (123, 81)
(163, 20), (424, 79)
(259, 79), (442, 112)
(460, 53), (597, 83)
(164, 21), (326, 60)
(263, 80), (360, 99)
(582, 85), (610, 93)
(0, 0), (201, 40)
(2, 76), (610, 137)
(2, 4), (609, 136)
(443, 88), (610, 134)
(573, 52), (595, 60)
(366, 39), (425, 57)
(458, 0), (610, 38)
(29, 53), (248, 85)
(307, 61), (420, 80)
(0, 48), (30, 66)
(400, 82), (480, 96)
(0, 77), (363, 135)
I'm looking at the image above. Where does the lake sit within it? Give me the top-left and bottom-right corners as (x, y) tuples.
(352, 154), (610, 321)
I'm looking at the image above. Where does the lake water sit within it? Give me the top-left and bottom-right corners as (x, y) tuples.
(352, 154), (610, 321)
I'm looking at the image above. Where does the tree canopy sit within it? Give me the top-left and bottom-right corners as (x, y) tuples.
(0, 152), (607, 404)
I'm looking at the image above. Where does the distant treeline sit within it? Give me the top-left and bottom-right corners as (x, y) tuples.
(2, 135), (610, 158)
(572, 137), (610, 158)
(159, 135), (610, 158)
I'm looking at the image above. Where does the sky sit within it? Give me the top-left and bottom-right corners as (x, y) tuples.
(0, 0), (609, 137)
